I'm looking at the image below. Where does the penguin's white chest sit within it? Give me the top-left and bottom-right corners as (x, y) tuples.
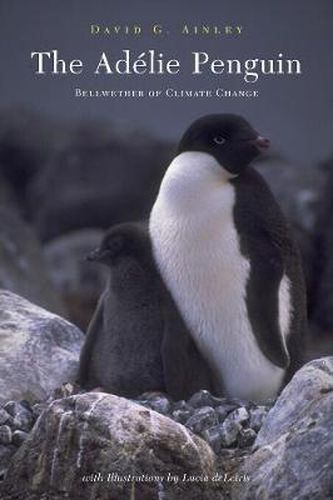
(150, 152), (286, 401)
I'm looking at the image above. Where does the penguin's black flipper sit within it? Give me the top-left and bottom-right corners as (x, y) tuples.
(78, 293), (105, 387)
(246, 236), (290, 369)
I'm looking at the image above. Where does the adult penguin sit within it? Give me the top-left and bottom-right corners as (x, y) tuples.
(150, 114), (306, 401)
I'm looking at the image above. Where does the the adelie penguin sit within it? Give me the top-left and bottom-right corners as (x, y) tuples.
(78, 221), (215, 399)
(149, 114), (307, 401)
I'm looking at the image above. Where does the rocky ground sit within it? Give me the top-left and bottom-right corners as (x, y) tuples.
(0, 359), (332, 499)
(0, 386), (271, 479)
(0, 290), (331, 499)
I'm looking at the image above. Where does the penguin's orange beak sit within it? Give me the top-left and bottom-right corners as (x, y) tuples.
(255, 136), (270, 152)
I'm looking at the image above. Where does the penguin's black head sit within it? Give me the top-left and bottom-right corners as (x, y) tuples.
(178, 114), (270, 175)
(86, 222), (151, 267)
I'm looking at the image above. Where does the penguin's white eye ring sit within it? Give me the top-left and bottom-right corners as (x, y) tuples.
(213, 136), (227, 145)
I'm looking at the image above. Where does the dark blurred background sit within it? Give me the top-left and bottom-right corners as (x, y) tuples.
(0, 0), (332, 358)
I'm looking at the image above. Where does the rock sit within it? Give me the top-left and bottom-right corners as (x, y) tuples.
(172, 409), (193, 424)
(31, 402), (48, 419)
(188, 390), (224, 409)
(12, 430), (28, 446)
(248, 407), (268, 432)
(227, 407), (249, 426)
(43, 229), (106, 330)
(0, 425), (12, 445)
(0, 207), (65, 315)
(234, 357), (333, 499)
(0, 444), (16, 480)
(135, 392), (173, 416)
(0, 392), (221, 500)
(202, 425), (225, 454)
(47, 382), (78, 402)
(4, 401), (34, 432)
(0, 291), (84, 403)
(132, 390), (270, 455)
(172, 400), (192, 412)
(27, 124), (172, 241)
(217, 408), (249, 448)
(255, 358), (333, 447)
(215, 404), (239, 422)
(220, 418), (242, 448)
(144, 395), (172, 416)
(0, 409), (10, 425)
(238, 428), (257, 449)
(186, 407), (219, 434)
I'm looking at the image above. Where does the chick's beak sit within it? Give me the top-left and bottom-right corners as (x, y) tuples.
(86, 248), (103, 262)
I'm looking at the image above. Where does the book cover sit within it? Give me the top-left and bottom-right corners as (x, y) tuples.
(0, 1), (332, 499)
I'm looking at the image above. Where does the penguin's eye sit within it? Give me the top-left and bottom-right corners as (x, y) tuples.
(213, 136), (227, 145)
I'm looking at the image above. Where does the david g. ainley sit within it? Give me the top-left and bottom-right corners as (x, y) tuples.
(30, 49), (302, 83)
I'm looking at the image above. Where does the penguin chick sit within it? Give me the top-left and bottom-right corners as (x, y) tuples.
(150, 114), (307, 401)
(78, 221), (215, 399)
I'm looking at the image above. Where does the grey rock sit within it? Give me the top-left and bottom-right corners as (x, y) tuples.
(228, 407), (249, 426)
(256, 357), (333, 447)
(172, 409), (192, 424)
(148, 396), (172, 416)
(202, 424), (225, 454)
(136, 392), (172, 415)
(238, 428), (257, 449)
(186, 406), (218, 434)
(12, 411), (34, 432)
(31, 402), (48, 419)
(0, 290), (84, 403)
(0, 425), (12, 445)
(0, 444), (16, 480)
(0, 408), (10, 425)
(249, 407), (268, 432)
(3, 401), (20, 416)
(220, 418), (242, 447)
(43, 229), (106, 331)
(3, 401), (34, 431)
(234, 357), (333, 499)
(0, 392), (220, 500)
(0, 208), (65, 315)
(172, 400), (192, 412)
(188, 390), (223, 409)
(217, 407), (250, 448)
(46, 382), (78, 403)
(226, 398), (252, 408)
(12, 430), (29, 447)
(215, 403), (239, 422)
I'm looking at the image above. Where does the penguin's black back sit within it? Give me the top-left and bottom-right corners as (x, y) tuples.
(231, 166), (307, 383)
